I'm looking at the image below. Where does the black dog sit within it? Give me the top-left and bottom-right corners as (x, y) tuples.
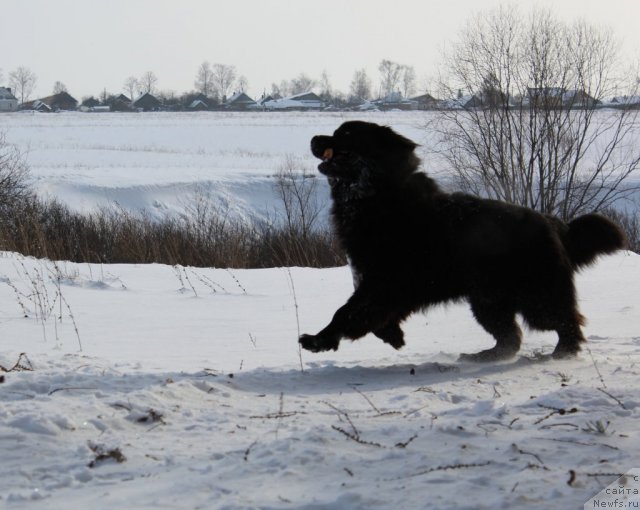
(299, 121), (626, 361)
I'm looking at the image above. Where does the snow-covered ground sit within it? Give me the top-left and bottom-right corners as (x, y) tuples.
(0, 252), (639, 509)
(1, 112), (639, 508)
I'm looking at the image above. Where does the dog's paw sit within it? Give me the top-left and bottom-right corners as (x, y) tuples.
(374, 323), (405, 350)
(299, 334), (339, 353)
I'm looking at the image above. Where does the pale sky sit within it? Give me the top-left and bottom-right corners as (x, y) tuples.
(2, 0), (640, 101)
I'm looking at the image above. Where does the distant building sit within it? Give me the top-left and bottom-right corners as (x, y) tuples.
(81, 97), (101, 108)
(23, 100), (53, 112)
(132, 92), (161, 111)
(224, 92), (257, 110)
(188, 99), (209, 111)
(256, 93), (282, 107)
(526, 88), (598, 109)
(23, 91), (78, 111)
(262, 92), (324, 110)
(42, 92), (78, 110)
(373, 92), (417, 111)
(607, 95), (640, 109)
(411, 93), (439, 110)
(0, 87), (18, 111)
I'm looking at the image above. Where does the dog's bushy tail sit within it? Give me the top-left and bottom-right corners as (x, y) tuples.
(564, 213), (627, 269)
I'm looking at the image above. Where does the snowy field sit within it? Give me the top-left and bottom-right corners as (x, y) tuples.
(1, 112), (639, 509)
(1, 111), (436, 225)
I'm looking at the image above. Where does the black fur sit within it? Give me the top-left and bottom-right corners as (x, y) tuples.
(299, 121), (627, 361)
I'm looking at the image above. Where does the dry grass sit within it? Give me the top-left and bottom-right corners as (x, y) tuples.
(0, 195), (345, 268)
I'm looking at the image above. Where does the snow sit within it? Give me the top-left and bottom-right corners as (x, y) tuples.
(1, 112), (640, 509)
(1, 111), (432, 224)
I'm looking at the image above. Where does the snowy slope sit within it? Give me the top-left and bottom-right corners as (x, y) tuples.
(1, 251), (639, 509)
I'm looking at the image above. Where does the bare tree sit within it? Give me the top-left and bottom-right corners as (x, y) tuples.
(431, 5), (640, 220)
(270, 82), (285, 97)
(0, 132), (31, 213)
(9, 67), (37, 104)
(349, 68), (372, 100)
(53, 81), (67, 95)
(123, 76), (138, 100)
(378, 60), (402, 97)
(400, 65), (416, 98)
(236, 75), (249, 93)
(211, 63), (236, 102)
(194, 61), (214, 97)
(319, 70), (332, 101)
(290, 73), (317, 95)
(138, 71), (158, 95)
(273, 154), (322, 240)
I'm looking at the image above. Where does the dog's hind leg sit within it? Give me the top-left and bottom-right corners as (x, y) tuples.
(551, 313), (586, 359)
(459, 298), (522, 362)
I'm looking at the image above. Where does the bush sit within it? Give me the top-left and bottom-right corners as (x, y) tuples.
(0, 196), (345, 268)
(601, 207), (640, 254)
(0, 136), (345, 268)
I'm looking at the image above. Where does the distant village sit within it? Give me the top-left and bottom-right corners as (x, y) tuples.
(2, 86), (640, 113)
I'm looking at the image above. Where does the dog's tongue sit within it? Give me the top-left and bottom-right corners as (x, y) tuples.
(322, 148), (333, 161)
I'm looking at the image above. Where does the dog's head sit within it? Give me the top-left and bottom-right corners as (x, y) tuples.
(310, 121), (419, 184)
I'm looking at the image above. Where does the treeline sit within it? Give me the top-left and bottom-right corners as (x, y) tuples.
(2, 59), (423, 110)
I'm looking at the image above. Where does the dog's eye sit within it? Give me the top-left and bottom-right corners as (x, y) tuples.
(342, 131), (351, 137)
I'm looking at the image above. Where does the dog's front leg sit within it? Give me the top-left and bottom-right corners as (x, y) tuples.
(299, 284), (397, 352)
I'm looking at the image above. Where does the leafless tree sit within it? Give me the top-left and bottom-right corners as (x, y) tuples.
(289, 73), (317, 95)
(0, 132), (31, 214)
(430, 5), (640, 220)
(53, 81), (67, 95)
(138, 71), (158, 95)
(194, 61), (214, 97)
(273, 154), (322, 240)
(350, 68), (372, 100)
(400, 65), (416, 98)
(211, 63), (236, 102)
(9, 66), (37, 104)
(378, 60), (402, 97)
(236, 75), (248, 93)
(123, 76), (138, 100)
(319, 70), (332, 100)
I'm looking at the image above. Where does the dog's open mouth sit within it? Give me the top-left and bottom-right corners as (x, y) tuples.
(322, 148), (334, 162)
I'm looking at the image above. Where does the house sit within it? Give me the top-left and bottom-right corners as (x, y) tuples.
(373, 91), (417, 111)
(256, 93), (282, 107)
(562, 89), (599, 108)
(262, 91), (324, 110)
(35, 91), (78, 111)
(26, 100), (53, 112)
(0, 87), (18, 112)
(410, 93), (439, 110)
(345, 96), (378, 111)
(607, 95), (640, 109)
(79, 97), (101, 112)
(110, 98), (134, 112)
(224, 92), (257, 110)
(188, 99), (209, 111)
(132, 92), (161, 111)
(527, 88), (598, 109)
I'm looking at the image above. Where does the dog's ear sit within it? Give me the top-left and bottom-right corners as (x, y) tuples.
(381, 126), (418, 152)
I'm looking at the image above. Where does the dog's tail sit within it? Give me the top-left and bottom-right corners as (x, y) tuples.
(561, 213), (627, 269)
